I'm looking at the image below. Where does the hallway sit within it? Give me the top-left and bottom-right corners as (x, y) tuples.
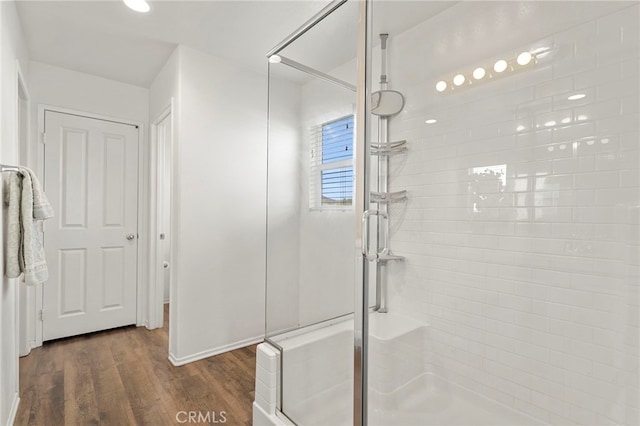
(15, 307), (256, 425)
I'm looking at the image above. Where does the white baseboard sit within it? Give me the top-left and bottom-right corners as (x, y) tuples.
(168, 335), (263, 366)
(7, 393), (19, 426)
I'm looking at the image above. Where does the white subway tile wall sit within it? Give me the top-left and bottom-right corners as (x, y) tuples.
(385, 4), (639, 425)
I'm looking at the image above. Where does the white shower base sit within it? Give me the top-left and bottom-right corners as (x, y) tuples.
(254, 313), (542, 426)
(294, 374), (542, 426)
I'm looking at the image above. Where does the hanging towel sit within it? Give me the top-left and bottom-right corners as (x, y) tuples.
(5, 167), (54, 285)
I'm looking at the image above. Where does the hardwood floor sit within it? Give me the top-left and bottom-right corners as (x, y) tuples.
(15, 305), (257, 426)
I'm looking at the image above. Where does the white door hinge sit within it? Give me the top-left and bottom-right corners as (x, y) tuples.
(39, 309), (44, 321)
(40, 132), (46, 144)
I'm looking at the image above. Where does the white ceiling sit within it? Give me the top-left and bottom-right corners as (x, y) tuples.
(15, 0), (456, 88)
(15, 0), (328, 87)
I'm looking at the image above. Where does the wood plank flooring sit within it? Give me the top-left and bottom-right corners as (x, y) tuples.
(15, 305), (257, 426)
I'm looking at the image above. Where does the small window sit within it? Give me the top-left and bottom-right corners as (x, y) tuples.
(310, 115), (354, 209)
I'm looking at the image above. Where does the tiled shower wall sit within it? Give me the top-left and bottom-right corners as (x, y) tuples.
(385, 3), (639, 425)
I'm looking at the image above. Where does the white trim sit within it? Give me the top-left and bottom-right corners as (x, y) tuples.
(6, 393), (19, 426)
(37, 104), (141, 131)
(168, 336), (263, 367)
(154, 104), (172, 125)
(16, 60), (33, 359)
(15, 61), (30, 100)
(34, 104), (147, 346)
(148, 101), (174, 330)
(34, 283), (43, 347)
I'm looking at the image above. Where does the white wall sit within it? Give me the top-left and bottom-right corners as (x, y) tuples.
(168, 45), (268, 363)
(383, 2), (639, 425)
(0, 1), (29, 424)
(29, 61), (149, 123)
(297, 75), (356, 326)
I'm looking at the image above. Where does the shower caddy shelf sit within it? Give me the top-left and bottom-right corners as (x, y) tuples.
(371, 190), (407, 204)
(371, 140), (407, 155)
(370, 140), (408, 264)
(376, 254), (405, 262)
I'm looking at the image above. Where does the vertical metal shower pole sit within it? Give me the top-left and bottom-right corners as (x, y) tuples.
(376, 34), (389, 313)
(354, 0), (372, 425)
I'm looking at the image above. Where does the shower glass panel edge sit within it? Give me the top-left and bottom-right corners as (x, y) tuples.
(355, 1), (373, 426)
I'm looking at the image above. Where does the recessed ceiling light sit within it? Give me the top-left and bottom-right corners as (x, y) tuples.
(516, 125), (526, 132)
(494, 59), (508, 73)
(453, 74), (466, 86)
(561, 117), (571, 124)
(472, 67), (486, 80)
(436, 81), (448, 92)
(425, 119), (437, 124)
(544, 120), (556, 127)
(577, 115), (588, 121)
(568, 93), (586, 101)
(123, 0), (150, 13)
(517, 52), (533, 66)
(268, 55), (282, 64)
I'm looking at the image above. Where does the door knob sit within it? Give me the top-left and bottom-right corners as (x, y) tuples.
(126, 234), (136, 240)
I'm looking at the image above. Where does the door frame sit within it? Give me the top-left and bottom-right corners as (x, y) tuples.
(148, 100), (174, 330)
(16, 60), (36, 357)
(34, 104), (146, 347)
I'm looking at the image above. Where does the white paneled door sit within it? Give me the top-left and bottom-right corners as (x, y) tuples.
(43, 110), (139, 340)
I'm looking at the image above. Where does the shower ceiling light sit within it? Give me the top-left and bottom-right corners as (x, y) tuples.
(453, 74), (466, 86)
(493, 60), (508, 73)
(472, 67), (486, 80)
(123, 0), (150, 13)
(435, 81), (448, 92)
(516, 52), (533, 66)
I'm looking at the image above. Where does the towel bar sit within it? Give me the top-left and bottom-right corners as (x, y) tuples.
(0, 164), (20, 173)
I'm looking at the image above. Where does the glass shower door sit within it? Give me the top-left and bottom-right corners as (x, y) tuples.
(264, 1), (361, 424)
(365, 1), (640, 425)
